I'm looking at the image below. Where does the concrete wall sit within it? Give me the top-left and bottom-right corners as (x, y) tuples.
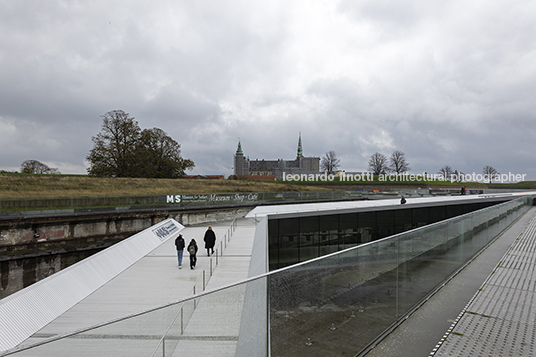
(0, 207), (250, 247)
(1, 248), (101, 299)
(0, 206), (252, 299)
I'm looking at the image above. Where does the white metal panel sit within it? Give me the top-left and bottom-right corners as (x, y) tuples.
(0, 218), (184, 352)
(245, 191), (536, 219)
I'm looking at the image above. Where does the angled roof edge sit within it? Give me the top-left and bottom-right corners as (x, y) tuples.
(245, 192), (536, 219)
(0, 218), (184, 352)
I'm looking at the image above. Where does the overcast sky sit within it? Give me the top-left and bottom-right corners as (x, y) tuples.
(1, 1), (535, 180)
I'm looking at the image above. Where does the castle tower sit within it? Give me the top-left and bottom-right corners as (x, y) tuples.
(233, 139), (248, 175)
(297, 133), (303, 158)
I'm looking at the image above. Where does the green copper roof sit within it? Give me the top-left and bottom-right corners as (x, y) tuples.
(236, 140), (243, 155)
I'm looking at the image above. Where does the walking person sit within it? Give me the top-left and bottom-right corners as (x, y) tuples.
(188, 238), (198, 270)
(204, 226), (216, 256)
(175, 234), (185, 269)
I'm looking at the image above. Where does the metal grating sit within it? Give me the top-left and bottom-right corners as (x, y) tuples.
(433, 212), (536, 356)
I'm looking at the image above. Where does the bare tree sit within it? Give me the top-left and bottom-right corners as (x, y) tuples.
(20, 160), (61, 174)
(452, 170), (465, 182)
(482, 165), (499, 183)
(437, 165), (454, 181)
(368, 152), (390, 176)
(321, 151), (341, 174)
(389, 150), (410, 174)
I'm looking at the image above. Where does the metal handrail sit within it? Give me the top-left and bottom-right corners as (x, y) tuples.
(149, 217), (240, 357)
(2, 197), (532, 356)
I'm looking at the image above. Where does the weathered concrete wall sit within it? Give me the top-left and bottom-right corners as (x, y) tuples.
(0, 215), (156, 247)
(171, 207), (251, 226)
(0, 207), (250, 247)
(0, 206), (252, 299)
(0, 249), (102, 299)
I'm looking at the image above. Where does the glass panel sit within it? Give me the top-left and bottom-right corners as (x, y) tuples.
(357, 211), (376, 244)
(339, 213), (358, 249)
(269, 237), (400, 357)
(376, 210), (395, 239)
(268, 220), (279, 270)
(7, 277), (269, 357)
(394, 208), (412, 234)
(446, 204), (463, 219)
(319, 215), (338, 256)
(429, 206), (446, 223)
(412, 207), (429, 228)
(299, 216), (319, 262)
(278, 218), (299, 268)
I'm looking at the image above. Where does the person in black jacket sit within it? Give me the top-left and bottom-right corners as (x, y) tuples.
(203, 226), (216, 256)
(187, 239), (198, 269)
(174, 234), (185, 269)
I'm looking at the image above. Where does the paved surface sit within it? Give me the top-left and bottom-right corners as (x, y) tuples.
(433, 207), (536, 356)
(366, 207), (536, 357)
(18, 218), (257, 356)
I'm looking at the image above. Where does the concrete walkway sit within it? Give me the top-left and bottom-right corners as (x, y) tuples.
(432, 207), (536, 356)
(18, 218), (258, 356)
(366, 207), (536, 357)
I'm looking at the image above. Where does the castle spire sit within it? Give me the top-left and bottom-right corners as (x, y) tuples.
(236, 138), (243, 155)
(297, 133), (303, 158)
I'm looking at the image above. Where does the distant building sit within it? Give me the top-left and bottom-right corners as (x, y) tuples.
(233, 134), (320, 180)
(185, 175), (224, 180)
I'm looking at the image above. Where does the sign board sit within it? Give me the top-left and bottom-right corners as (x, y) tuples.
(163, 193), (259, 204)
(151, 220), (180, 241)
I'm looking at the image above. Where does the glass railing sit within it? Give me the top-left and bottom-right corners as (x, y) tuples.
(1, 196), (532, 357)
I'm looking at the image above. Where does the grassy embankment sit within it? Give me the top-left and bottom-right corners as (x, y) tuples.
(1, 173), (534, 211)
(2, 173), (535, 198)
(0, 173), (323, 199)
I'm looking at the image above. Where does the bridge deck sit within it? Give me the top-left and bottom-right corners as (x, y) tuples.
(19, 218), (257, 356)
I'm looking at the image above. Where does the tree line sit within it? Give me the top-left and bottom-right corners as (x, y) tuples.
(320, 150), (409, 176)
(437, 165), (499, 183)
(321, 150), (500, 183)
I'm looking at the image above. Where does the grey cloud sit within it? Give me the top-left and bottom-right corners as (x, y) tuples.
(1, 1), (535, 181)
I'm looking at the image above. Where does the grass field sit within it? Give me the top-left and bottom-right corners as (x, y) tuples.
(1, 173), (534, 199)
(0, 174), (324, 198)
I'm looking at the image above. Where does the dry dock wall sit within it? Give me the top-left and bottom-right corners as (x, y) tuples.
(0, 206), (250, 299)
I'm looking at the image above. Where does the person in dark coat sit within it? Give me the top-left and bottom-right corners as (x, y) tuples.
(187, 239), (198, 269)
(203, 226), (216, 256)
(400, 195), (406, 204)
(174, 234), (185, 269)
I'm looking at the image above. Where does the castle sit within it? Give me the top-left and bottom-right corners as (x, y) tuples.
(233, 134), (320, 180)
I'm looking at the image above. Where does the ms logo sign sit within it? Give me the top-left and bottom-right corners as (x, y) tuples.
(152, 221), (179, 241)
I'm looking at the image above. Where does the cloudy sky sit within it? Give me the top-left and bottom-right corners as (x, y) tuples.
(1, 0), (535, 180)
